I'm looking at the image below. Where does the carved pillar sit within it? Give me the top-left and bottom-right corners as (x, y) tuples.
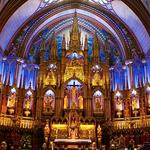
(104, 89), (111, 120)
(111, 92), (115, 119)
(35, 87), (43, 120)
(32, 92), (36, 118)
(17, 88), (25, 116)
(145, 86), (150, 115)
(85, 84), (92, 117)
(0, 81), (3, 113)
(56, 84), (62, 116)
(1, 85), (8, 114)
(14, 87), (18, 117)
(104, 68), (111, 120)
(125, 60), (133, 89)
(139, 87), (146, 118)
(123, 90), (130, 120)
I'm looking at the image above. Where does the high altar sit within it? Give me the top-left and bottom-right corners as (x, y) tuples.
(0, 11), (150, 150)
(42, 13), (103, 148)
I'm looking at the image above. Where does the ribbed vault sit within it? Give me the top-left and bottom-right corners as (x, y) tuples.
(0, 0), (150, 62)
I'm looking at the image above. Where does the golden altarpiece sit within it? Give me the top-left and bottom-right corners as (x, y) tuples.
(36, 13), (109, 148)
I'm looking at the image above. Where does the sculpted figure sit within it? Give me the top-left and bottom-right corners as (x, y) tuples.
(43, 95), (54, 112)
(132, 96), (138, 111)
(78, 95), (83, 109)
(7, 93), (16, 108)
(64, 95), (68, 109)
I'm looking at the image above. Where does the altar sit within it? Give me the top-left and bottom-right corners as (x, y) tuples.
(54, 139), (92, 149)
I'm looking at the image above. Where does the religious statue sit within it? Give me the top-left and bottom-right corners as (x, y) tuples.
(24, 96), (32, 110)
(69, 128), (78, 139)
(147, 93), (150, 107)
(23, 94), (33, 117)
(64, 95), (68, 109)
(7, 93), (16, 108)
(92, 71), (102, 86)
(69, 110), (79, 139)
(115, 97), (122, 111)
(70, 111), (77, 127)
(71, 86), (77, 108)
(97, 125), (102, 145)
(115, 96), (123, 118)
(43, 95), (54, 113)
(95, 97), (102, 112)
(7, 93), (16, 114)
(78, 95), (83, 109)
(25, 100), (31, 110)
(44, 120), (50, 143)
(131, 96), (138, 111)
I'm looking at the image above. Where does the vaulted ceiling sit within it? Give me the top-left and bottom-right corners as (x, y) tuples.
(0, 0), (150, 62)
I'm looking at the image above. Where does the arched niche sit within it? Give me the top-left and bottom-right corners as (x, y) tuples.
(43, 89), (55, 113)
(7, 87), (16, 115)
(130, 89), (140, 117)
(23, 90), (33, 117)
(93, 90), (104, 113)
(63, 79), (83, 109)
(146, 86), (150, 114)
(113, 91), (124, 118)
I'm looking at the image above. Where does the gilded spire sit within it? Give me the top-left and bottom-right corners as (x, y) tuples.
(104, 39), (109, 64)
(61, 34), (66, 65)
(41, 38), (46, 52)
(84, 35), (88, 51)
(50, 32), (57, 61)
(62, 34), (66, 50)
(72, 11), (79, 34)
(40, 39), (45, 64)
(69, 12), (81, 51)
(93, 33), (100, 64)
(84, 35), (88, 66)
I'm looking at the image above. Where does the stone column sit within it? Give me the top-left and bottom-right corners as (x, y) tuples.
(56, 84), (63, 116)
(85, 84), (92, 117)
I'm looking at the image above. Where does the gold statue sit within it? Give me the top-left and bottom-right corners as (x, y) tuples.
(78, 95), (83, 109)
(97, 125), (102, 144)
(25, 99), (31, 110)
(132, 96), (138, 111)
(44, 120), (50, 142)
(43, 95), (54, 113)
(7, 94), (16, 108)
(148, 93), (150, 107)
(95, 97), (101, 112)
(71, 86), (77, 108)
(64, 95), (68, 109)
(92, 72), (102, 86)
(115, 97), (122, 111)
